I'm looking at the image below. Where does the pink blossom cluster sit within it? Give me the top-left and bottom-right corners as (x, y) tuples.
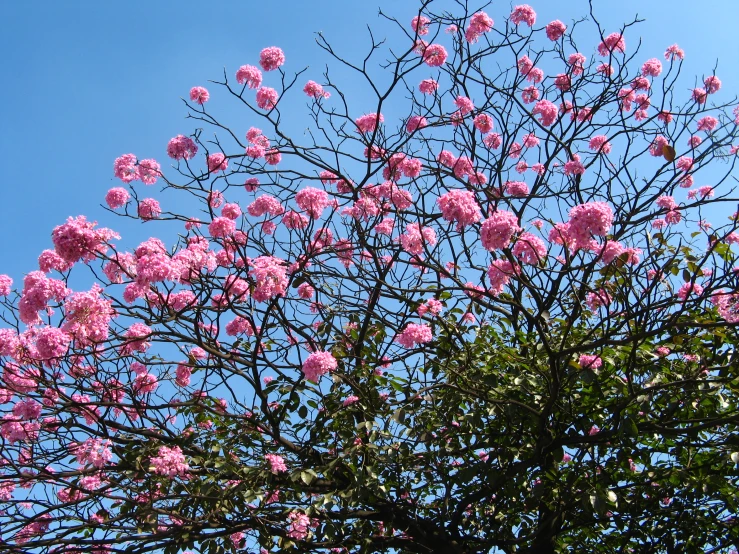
(512, 233), (547, 265)
(248, 194), (284, 218)
(296, 187), (331, 218)
(302, 350), (338, 382)
(487, 260), (518, 295)
(597, 33), (626, 57)
(466, 11), (493, 43)
(259, 46), (285, 71)
(510, 5), (536, 27)
(532, 100), (558, 126)
(265, 453), (288, 474)
(437, 190), (482, 230)
(480, 210), (521, 251)
(149, 445), (190, 479)
(419, 79), (438, 94)
(52, 216), (119, 265)
(189, 86), (209, 105)
(303, 80), (330, 99)
(19, 271), (69, 325)
(256, 87), (279, 110)
(546, 20), (566, 41)
(236, 64), (263, 88)
(288, 512), (317, 540)
(399, 223), (437, 256)
(567, 202), (614, 249)
(70, 438), (113, 469)
(579, 354), (602, 370)
(422, 44), (448, 67)
(395, 323), (433, 348)
(167, 135), (198, 160)
(61, 284), (115, 346)
(248, 256), (288, 302)
(355, 112), (385, 133)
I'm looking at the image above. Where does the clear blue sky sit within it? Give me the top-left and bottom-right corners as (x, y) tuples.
(1, 0), (738, 285)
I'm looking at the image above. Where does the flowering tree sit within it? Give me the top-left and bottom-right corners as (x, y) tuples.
(2, 2), (739, 553)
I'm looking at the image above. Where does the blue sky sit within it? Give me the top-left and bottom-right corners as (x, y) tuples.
(1, 0), (738, 285)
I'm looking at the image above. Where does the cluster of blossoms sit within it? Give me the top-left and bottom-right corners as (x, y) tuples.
(149, 445), (190, 479)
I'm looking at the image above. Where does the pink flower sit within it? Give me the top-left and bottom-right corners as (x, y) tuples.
(399, 223), (437, 255)
(175, 363), (192, 387)
(510, 5), (536, 26)
(483, 133), (502, 149)
(236, 64), (263, 88)
(303, 80), (330, 99)
(473, 113), (494, 133)
(419, 79), (438, 94)
(688, 135), (702, 148)
(256, 87), (279, 110)
(641, 58), (662, 77)
(343, 395), (360, 407)
(302, 350), (337, 382)
(704, 75), (721, 94)
(455, 95), (475, 115)
(167, 135), (198, 160)
(696, 116), (718, 133)
(563, 155), (585, 176)
(52, 215), (119, 264)
(138, 159), (161, 185)
(554, 73), (571, 92)
(406, 115), (428, 132)
(150, 445), (190, 479)
(469, 11), (493, 33)
(505, 181), (529, 197)
(567, 202), (614, 248)
(34, 326), (71, 360)
(656, 196), (677, 211)
(69, 438), (113, 469)
(209, 217), (236, 238)
(249, 256), (288, 302)
(395, 323), (433, 348)
(288, 512), (316, 541)
(297, 282), (315, 299)
(481, 210), (521, 251)
(138, 198), (161, 221)
(355, 112), (384, 133)
(293, 187), (328, 219)
(568, 53), (586, 75)
(597, 33), (626, 56)
(692, 88), (707, 104)
(105, 187), (130, 209)
(259, 46), (285, 71)
(422, 44), (448, 67)
(411, 15), (430, 36)
(437, 190), (482, 230)
(189, 86), (209, 104)
(677, 282), (703, 301)
(62, 284), (115, 346)
(546, 20), (566, 41)
(119, 323), (152, 355)
(207, 153), (228, 173)
(589, 135), (612, 154)
(113, 153), (139, 183)
(512, 232), (547, 265)
(664, 44), (684, 61)
(586, 289), (611, 311)
(265, 453), (288, 474)
(0, 274), (12, 296)
(579, 354), (602, 370)
(532, 100), (558, 126)
(487, 259), (518, 295)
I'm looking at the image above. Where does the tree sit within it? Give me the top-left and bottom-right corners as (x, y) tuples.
(2, 1), (739, 552)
